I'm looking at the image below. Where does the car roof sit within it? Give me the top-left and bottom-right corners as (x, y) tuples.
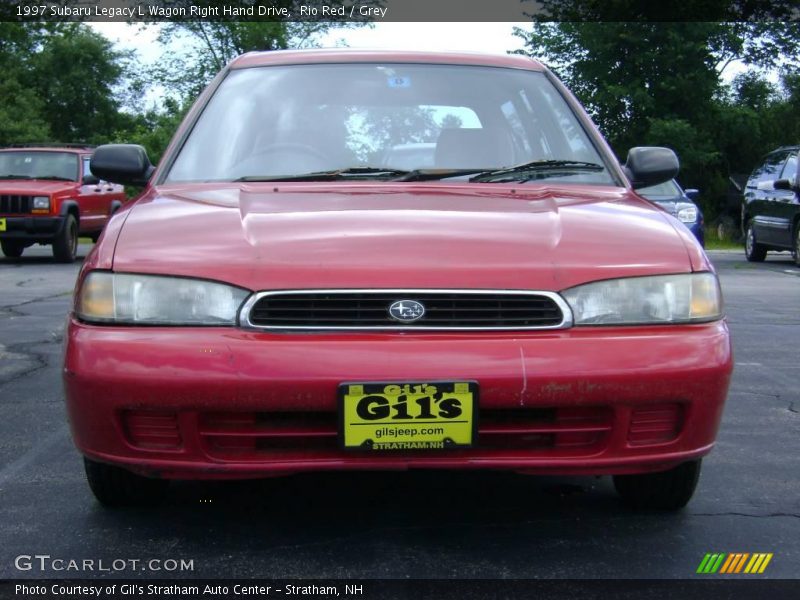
(230, 48), (546, 71)
(767, 145), (800, 155)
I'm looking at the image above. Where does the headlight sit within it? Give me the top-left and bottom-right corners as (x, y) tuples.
(77, 272), (250, 325)
(32, 196), (50, 210)
(677, 205), (698, 224)
(562, 273), (722, 325)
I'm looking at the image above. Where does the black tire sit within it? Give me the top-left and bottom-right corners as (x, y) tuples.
(83, 457), (169, 507)
(1, 240), (24, 258)
(613, 459), (701, 511)
(744, 222), (767, 262)
(52, 213), (78, 263)
(793, 223), (800, 268)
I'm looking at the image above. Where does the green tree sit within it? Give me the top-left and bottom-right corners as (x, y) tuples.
(0, 23), (51, 144)
(0, 77), (50, 144)
(0, 23), (136, 145)
(29, 24), (132, 143)
(113, 98), (189, 167)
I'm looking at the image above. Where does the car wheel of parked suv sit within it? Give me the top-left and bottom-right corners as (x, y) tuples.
(52, 214), (78, 263)
(1, 240), (24, 258)
(794, 224), (800, 267)
(83, 458), (168, 507)
(744, 222), (767, 262)
(613, 459), (701, 510)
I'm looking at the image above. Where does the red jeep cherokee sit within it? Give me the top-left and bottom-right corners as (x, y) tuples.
(0, 144), (126, 262)
(64, 50), (732, 509)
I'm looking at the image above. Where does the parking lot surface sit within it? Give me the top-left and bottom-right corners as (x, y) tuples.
(1, 245), (798, 579)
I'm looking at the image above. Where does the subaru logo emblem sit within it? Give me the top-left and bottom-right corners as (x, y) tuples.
(388, 300), (425, 323)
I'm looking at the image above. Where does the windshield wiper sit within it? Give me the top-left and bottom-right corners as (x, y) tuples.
(234, 167), (411, 182)
(468, 160), (605, 183)
(37, 175), (76, 182)
(0, 174), (32, 180)
(393, 168), (488, 182)
(234, 161), (604, 184)
(394, 161), (605, 183)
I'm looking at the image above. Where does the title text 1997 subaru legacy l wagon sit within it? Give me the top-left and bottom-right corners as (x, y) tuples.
(64, 50), (732, 509)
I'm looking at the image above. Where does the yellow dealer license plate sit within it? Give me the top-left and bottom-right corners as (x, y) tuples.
(340, 381), (477, 451)
(0, 218), (6, 232)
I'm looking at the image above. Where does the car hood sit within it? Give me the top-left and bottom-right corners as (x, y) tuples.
(111, 183), (704, 292)
(0, 179), (76, 195)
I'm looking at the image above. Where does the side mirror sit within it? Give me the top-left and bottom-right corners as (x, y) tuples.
(81, 174), (100, 186)
(773, 178), (796, 191)
(623, 147), (679, 189)
(684, 188), (700, 201)
(91, 144), (155, 186)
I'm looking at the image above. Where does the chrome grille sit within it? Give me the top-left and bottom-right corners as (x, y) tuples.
(241, 290), (571, 331)
(0, 195), (32, 214)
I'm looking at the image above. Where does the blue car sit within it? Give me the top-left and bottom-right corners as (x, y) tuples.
(638, 179), (705, 247)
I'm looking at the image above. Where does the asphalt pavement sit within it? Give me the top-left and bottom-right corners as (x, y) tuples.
(0, 244), (798, 580)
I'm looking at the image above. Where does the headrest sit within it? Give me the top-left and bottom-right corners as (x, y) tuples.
(434, 128), (513, 169)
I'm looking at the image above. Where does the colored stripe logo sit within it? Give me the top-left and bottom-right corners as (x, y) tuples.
(697, 553), (773, 574)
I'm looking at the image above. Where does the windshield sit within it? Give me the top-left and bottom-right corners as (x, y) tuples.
(166, 64), (615, 186)
(0, 151), (79, 181)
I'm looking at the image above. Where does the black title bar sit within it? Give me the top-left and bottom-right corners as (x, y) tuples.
(3, 0), (800, 22)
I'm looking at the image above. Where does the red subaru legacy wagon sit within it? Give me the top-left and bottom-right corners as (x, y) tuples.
(64, 50), (732, 509)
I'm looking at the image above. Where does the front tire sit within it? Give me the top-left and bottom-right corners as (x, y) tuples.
(52, 214), (78, 263)
(793, 223), (800, 268)
(1, 240), (24, 258)
(744, 222), (767, 262)
(613, 459), (701, 510)
(84, 458), (169, 507)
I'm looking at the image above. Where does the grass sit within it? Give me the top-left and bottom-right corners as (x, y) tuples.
(705, 238), (743, 251)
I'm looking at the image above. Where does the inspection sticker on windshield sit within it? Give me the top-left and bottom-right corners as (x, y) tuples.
(0, 218), (5, 232)
(339, 381), (477, 450)
(387, 76), (411, 88)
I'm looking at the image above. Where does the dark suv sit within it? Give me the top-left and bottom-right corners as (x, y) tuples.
(0, 144), (127, 262)
(742, 145), (800, 265)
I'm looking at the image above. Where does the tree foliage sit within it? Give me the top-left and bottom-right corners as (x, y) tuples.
(112, 98), (189, 167)
(29, 25), (131, 142)
(0, 23), (132, 145)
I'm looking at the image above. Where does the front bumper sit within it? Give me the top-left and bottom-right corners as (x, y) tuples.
(0, 215), (64, 242)
(63, 318), (733, 479)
